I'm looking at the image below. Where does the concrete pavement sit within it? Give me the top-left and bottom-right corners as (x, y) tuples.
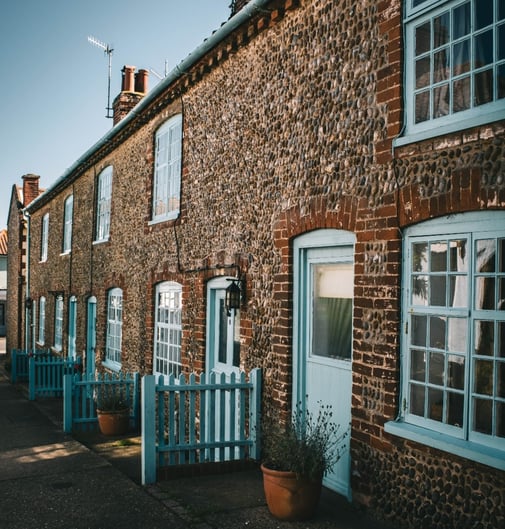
(0, 339), (399, 529)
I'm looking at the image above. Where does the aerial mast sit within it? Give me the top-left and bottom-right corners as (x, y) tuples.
(87, 35), (114, 119)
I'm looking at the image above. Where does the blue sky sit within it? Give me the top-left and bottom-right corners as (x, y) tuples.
(0, 0), (232, 230)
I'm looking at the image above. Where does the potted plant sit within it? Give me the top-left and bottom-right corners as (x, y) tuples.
(260, 401), (347, 521)
(96, 386), (131, 436)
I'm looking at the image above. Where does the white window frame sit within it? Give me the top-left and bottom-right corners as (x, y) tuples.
(386, 211), (505, 470)
(41, 213), (49, 262)
(38, 296), (46, 345)
(62, 194), (73, 254)
(95, 166), (112, 242)
(105, 288), (122, 370)
(153, 281), (182, 378)
(54, 295), (63, 351)
(151, 114), (182, 223)
(396, 0), (505, 146)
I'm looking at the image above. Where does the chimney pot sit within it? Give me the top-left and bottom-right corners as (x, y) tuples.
(135, 69), (149, 94)
(122, 65), (136, 92)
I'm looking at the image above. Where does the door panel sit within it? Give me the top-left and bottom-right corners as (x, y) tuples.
(293, 231), (355, 499)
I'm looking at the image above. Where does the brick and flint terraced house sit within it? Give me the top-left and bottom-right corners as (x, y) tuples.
(7, 1), (505, 527)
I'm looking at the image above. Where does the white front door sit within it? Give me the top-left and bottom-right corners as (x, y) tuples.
(293, 230), (355, 499)
(206, 277), (241, 460)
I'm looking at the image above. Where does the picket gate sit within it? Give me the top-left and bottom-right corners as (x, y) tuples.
(63, 372), (139, 433)
(141, 369), (261, 485)
(11, 349), (51, 383)
(28, 355), (82, 400)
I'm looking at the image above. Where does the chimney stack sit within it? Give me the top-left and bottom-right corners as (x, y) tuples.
(112, 65), (149, 125)
(22, 174), (40, 207)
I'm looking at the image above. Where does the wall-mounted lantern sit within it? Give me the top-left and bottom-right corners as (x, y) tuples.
(225, 277), (244, 316)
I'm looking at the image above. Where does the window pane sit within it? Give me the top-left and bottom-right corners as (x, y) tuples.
(453, 39), (470, 75)
(499, 24), (505, 60)
(448, 317), (467, 352)
(452, 76), (471, 112)
(411, 349), (426, 381)
(447, 391), (464, 426)
(413, 242), (428, 271)
(474, 320), (494, 355)
(449, 275), (468, 307)
(473, 398), (493, 434)
(475, 277), (496, 309)
(413, 275), (429, 305)
(430, 241), (447, 271)
(498, 362), (505, 398)
(450, 240), (468, 271)
(497, 402), (505, 437)
(434, 49), (449, 82)
(499, 65), (505, 99)
(500, 0), (505, 20)
(434, 12), (450, 47)
(474, 359), (494, 395)
(410, 384), (425, 416)
(416, 57), (431, 88)
(474, 0), (493, 31)
(448, 355), (465, 389)
(412, 315), (427, 346)
(499, 278), (505, 310)
(499, 322), (505, 357)
(415, 90), (431, 122)
(475, 69), (494, 106)
(499, 239), (505, 272)
(433, 84), (450, 117)
(430, 316), (446, 349)
(313, 263), (353, 359)
(430, 276), (446, 305)
(428, 388), (444, 421)
(453, 2), (471, 39)
(416, 21), (431, 55)
(429, 352), (444, 385)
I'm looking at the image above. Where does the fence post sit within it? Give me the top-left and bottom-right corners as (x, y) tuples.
(141, 375), (156, 485)
(249, 368), (262, 461)
(63, 374), (73, 433)
(28, 356), (35, 400)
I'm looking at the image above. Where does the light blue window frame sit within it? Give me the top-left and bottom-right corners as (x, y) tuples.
(396, 0), (505, 146)
(104, 287), (122, 371)
(54, 295), (63, 351)
(38, 296), (46, 345)
(151, 114), (182, 223)
(153, 281), (182, 378)
(95, 166), (112, 242)
(62, 194), (73, 254)
(386, 211), (505, 470)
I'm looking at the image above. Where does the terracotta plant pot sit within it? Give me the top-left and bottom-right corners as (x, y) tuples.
(96, 408), (130, 436)
(261, 464), (323, 521)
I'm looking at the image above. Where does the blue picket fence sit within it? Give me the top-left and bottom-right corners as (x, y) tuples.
(11, 349), (51, 383)
(29, 355), (82, 400)
(141, 369), (261, 485)
(63, 372), (140, 433)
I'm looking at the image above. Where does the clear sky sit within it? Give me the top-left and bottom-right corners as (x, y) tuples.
(0, 0), (232, 230)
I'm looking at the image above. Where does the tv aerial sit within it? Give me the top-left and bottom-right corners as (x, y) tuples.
(88, 35), (114, 119)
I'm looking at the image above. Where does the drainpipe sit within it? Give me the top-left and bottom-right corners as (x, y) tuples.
(22, 209), (32, 352)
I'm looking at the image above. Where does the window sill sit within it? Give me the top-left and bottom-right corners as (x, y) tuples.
(393, 108), (505, 149)
(384, 420), (505, 471)
(93, 238), (109, 246)
(102, 360), (121, 373)
(148, 213), (179, 226)
(60, 250), (71, 257)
